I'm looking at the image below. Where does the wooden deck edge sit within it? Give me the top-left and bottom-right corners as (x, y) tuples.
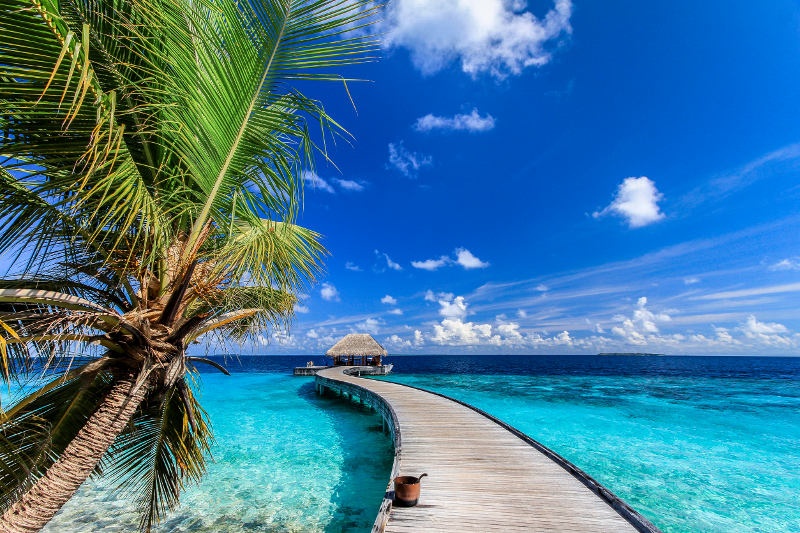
(315, 369), (401, 533)
(379, 379), (663, 533)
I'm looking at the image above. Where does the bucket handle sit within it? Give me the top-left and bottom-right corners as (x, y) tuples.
(417, 473), (428, 482)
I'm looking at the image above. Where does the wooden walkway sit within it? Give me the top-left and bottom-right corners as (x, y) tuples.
(315, 366), (659, 533)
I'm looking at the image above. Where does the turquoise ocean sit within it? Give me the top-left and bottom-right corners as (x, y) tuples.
(24, 354), (800, 532)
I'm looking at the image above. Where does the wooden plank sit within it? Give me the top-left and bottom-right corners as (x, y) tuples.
(315, 367), (660, 533)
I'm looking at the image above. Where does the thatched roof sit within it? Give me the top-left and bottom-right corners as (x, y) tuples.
(326, 333), (387, 357)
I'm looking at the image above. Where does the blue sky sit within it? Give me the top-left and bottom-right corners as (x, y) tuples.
(250, 0), (800, 356)
(10, 1), (797, 356)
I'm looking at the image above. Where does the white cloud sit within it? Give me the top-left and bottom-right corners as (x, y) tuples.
(594, 176), (665, 228)
(739, 315), (794, 347)
(412, 256), (451, 271)
(517, 309), (528, 319)
(383, 0), (572, 78)
(695, 282), (800, 301)
(345, 262), (362, 271)
(357, 317), (382, 335)
(432, 318), (497, 345)
(294, 304), (310, 314)
(769, 258), (800, 271)
(438, 295), (469, 320)
(536, 284), (548, 292)
(375, 250), (403, 271)
(303, 172), (366, 193)
(387, 141), (432, 177)
(610, 297), (671, 345)
(413, 248), (489, 271)
(381, 295), (398, 305)
(555, 331), (573, 345)
(320, 283), (340, 302)
(713, 327), (738, 345)
(414, 109), (495, 132)
(455, 248), (490, 269)
(335, 179), (365, 192)
(429, 296), (531, 347)
(385, 334), (412, 349)
(414, 330), (424, 345)
(389, 308), (404, 315)
(303, 170), (335, 193)
(497, 322), (523, 341)
(271, 330), (295, 346)
(684, 277), (701, 285)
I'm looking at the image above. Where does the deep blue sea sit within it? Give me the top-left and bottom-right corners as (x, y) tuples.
(32, 354), (800, 532)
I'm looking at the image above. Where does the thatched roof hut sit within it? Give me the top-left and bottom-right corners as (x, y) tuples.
(326, 333), (387, 366)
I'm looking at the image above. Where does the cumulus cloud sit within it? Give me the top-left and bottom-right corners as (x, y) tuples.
(455, 248), (490, 269)
(427, 295), (543, 347)
(412, 248), (489, 271)
(432, 318), (497, 345)
(414, 109), (496, 132)
(383, 0), (573, 78)
(303, 170), (335, 193)
(555, 331), (573, 345)
(739, 315), (794, 347)
(381, 295), (398, 305)
(389, 308), (404, 315)
(385, 334), (412, 349)
(610, 297), (671, 345)
(594, 176), (665, 228)
(320, 283), (340, 302)
(412, 256), (451, 271)
(438, 295), (469, 320)
(497, 322), (523, 341)
(713, 327), (738, 345)
(387, 141), (432, 177)
(357, 317), (382, 335)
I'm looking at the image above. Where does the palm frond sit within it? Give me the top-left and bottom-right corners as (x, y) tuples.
(0, 363), (113, 510)
(213, 218), (325, 291)
(102, 377), (212, 531)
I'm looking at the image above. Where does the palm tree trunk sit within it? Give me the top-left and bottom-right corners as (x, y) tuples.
(0, 372), (149, 533)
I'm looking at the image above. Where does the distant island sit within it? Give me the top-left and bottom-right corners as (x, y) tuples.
(597, 352), (664, 357)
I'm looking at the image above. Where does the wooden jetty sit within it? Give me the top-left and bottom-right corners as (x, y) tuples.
(294, 364), (393, 376)
(293, 365), (330, 376)
(315, 366), (660, 533)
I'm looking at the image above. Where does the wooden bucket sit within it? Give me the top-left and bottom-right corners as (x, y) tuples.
(393, 473), (428, 507)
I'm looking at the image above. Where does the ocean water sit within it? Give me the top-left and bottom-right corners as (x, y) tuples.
(373, 355), (800, 533)
(41, 362), (393, 532)
(6, 354), (800, 532)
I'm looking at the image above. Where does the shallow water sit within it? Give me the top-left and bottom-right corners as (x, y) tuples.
(9, 354), (800, 532)
(375, 355), (800, 533)
(43, 370), (393, 532)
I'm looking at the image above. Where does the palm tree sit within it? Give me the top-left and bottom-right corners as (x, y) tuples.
(0, 0), (377, 530)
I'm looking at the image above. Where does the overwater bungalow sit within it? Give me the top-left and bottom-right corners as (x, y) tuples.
(293, 333), (393, 375)
(327, 333), (388, 367)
